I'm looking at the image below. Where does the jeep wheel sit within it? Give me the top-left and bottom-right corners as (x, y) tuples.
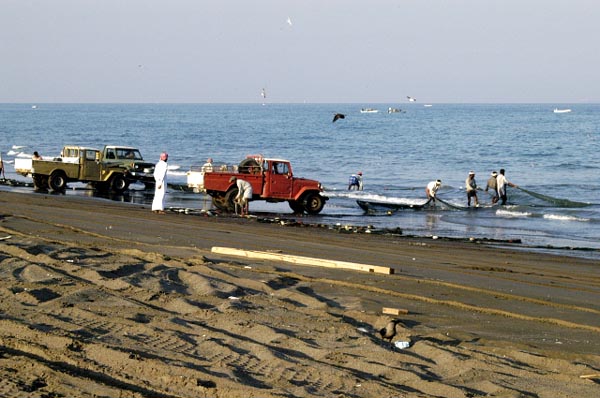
(32, 174), (49, 191)
(110, 174), (129, 193)
(303, 192), (325, 215)
(288, 200), (305, 214)
(49, 171), (67, 192)
(238, 158), (260, 174)
(211, 194), (228, 211)
(224, 187), (239, 212)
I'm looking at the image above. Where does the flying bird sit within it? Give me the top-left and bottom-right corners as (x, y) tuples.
(332, 113), (346, 123)
(286, 16), (293, 26)
(379, 319), (401, 342)
(407, 96), (416, 102)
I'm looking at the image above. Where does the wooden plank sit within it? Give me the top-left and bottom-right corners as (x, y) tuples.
(382, 307), (409, 316)
(211, 246), (394, 275)
(580, 373), (600, 379)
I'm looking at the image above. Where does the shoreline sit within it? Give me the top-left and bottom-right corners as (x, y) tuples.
(1, 190), (600, 397)
(2, 180), (598, 260)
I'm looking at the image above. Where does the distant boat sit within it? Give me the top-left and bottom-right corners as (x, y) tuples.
(360, 108), (379, 113)
(387, 107), (401, 113)
(553, 108), (571, 114)
(424, 104), (433, 107)
(31, 105), (37, 109)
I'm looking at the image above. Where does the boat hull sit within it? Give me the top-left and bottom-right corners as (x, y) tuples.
(357, 199), (431, 212)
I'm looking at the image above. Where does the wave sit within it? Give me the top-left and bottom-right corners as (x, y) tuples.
(11, 145), (26, 150)
(543, 214), (590, 222)
(167, 170), (187, 177)
(496, 209), (532, 218)
(167, 165), (181, 171)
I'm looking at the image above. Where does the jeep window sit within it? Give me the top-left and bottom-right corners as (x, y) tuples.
(85, 150), (97, 161)
(106, 149), (116, 159)
(273, 162), (289, 175)
(115, 149), (143, 160)
(63, 148), (78, 158)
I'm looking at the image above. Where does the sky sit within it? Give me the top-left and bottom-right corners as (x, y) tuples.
(2, 0), (599, 103)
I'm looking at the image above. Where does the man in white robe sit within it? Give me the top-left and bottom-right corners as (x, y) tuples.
(152, 152), (169, 213)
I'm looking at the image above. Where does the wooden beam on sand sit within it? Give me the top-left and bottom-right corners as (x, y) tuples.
(211, 247), (394, 275)
(382, 307), (409, 315)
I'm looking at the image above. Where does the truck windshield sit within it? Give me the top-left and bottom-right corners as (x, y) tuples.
(115, 149), (143, 160)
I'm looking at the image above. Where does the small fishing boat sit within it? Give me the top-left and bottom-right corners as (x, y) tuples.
(360, 108), (379, 113)
(553, 108), (571, 114)
(387, 107), (401, 113)
(357, 199), (431, 212)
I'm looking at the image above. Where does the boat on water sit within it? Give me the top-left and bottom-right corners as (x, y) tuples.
(357, 199), (432, 212)
(360, 108), (379, 114)
(387, 107), (401, 113)
(553, 108), (572, 114)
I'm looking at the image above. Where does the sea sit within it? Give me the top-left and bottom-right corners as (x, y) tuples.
(1, 103), (599, 259)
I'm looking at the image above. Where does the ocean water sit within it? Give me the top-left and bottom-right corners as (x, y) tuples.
(1, 103), (599, 257)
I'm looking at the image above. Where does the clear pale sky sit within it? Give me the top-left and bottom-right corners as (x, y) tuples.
(2, 0), (598, 103)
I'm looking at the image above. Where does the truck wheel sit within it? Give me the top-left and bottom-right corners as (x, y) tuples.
(110, 174), (129, 193)
(32, 174), (49, 191)
(224, 187), (239, 212)
(49, 171), (67, 192)
(288, 200), (305, 214)
(211, 195), (229, 211)
(303, 193), (325, 215)
(238, 158), (260, 174)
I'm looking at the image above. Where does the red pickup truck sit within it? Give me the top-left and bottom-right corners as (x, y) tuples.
(203, 155), (328, 214)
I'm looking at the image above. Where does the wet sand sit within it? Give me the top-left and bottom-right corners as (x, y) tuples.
(1, 191), (599, 397)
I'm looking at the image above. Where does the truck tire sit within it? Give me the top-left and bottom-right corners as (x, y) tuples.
(224, 187), (239, 212)
(32, 174), (49, 191)
(49, 171), (67, 192)
(303, 192), (325, 215)
(211, 194), (229, 211)
(110, 174), (129, 193)
(288, 200), (305, 214)
(238, 158), (260, 174)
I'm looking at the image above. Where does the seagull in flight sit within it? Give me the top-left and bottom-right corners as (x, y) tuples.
(332, 113), (346, 123)
(407, 96), (416, 102)
(286, 16), (293, 26)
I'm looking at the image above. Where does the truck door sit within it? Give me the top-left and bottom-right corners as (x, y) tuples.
(81, 150), (102, 180)
(267, 162), (293, 198)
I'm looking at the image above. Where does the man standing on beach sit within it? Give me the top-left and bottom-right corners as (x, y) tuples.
(496, 168), (517, 205)
(465, 171), (479, 207)
(485, 171), (499, 204)
(152, 152), (168, 214)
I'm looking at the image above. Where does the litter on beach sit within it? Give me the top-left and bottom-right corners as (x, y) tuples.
(394, 341), (410, 350)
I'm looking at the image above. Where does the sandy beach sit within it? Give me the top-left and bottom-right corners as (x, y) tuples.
(1, 190), (599, 397)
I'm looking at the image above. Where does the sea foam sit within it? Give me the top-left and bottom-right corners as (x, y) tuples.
(543, 214), (589, 222)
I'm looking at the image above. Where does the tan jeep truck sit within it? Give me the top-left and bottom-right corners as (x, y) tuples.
(15, 145), (150, 193)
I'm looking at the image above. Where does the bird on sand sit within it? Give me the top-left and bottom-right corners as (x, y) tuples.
(379, 319), (402, 342)
(332, 113), (346, 123)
